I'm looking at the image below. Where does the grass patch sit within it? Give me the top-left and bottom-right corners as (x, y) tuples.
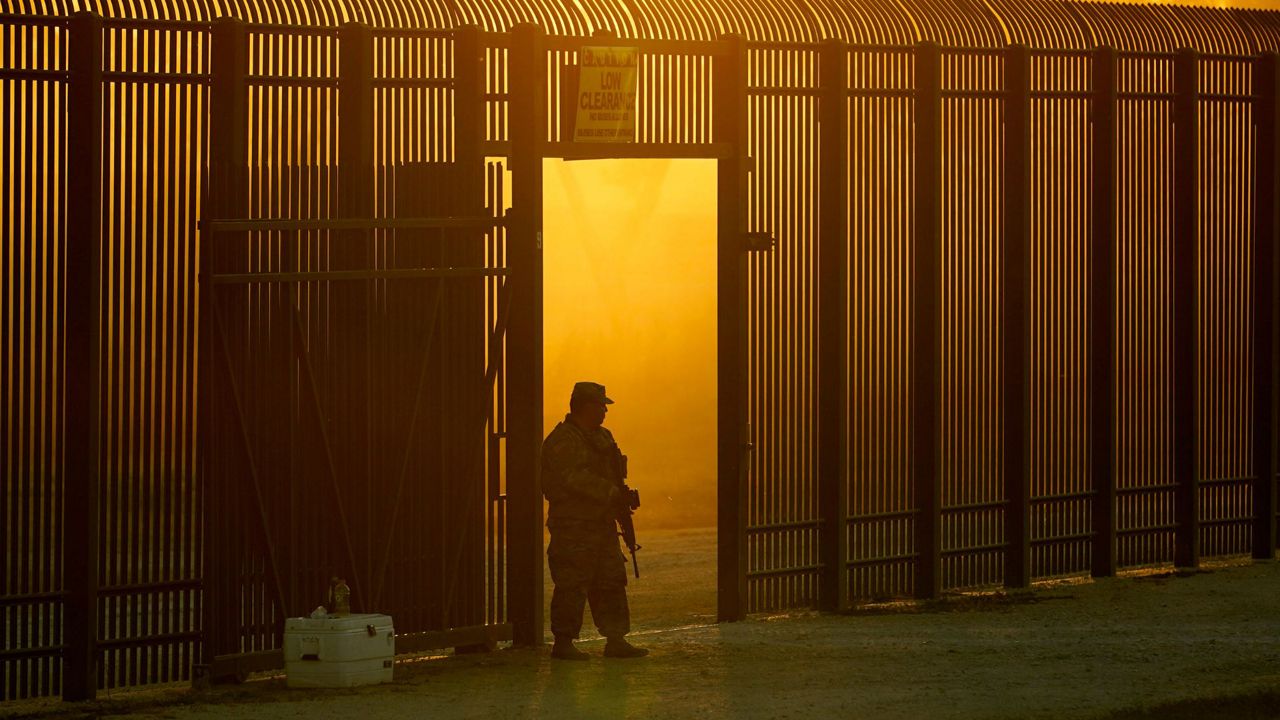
(1100, 689), (1280, 719)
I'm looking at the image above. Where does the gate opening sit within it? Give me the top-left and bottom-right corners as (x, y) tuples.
(541, 158), (719, 635)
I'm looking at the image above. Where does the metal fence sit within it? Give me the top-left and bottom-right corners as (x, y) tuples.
(5, 0), (1280, 704)
(1, 13), (515, 702)
(733, 38), (1278, 612)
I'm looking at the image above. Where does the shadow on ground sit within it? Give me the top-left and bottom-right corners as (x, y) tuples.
(5, 528), (1279, 720)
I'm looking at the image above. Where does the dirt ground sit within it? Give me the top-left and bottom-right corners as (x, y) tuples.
(7, 526), (1280, 719)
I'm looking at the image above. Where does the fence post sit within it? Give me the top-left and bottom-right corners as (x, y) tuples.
(339, 24), (375, 206)
(337, 22), (375, 607)
(450, 23), (490, 646)
(454, 25), (485, 241)
(1173, 48), (1199, 569)
(64, 10), (103, 702)
(913, 40), (943, 599)
(1254, 52), (1279, 560)
(454, 25), (484, 188)
(818, 38), (850, 611)
(201, 16), (249, 675)
(715, 33), (749, 622)
(507, 23), (546, 645)
(1003, 43), (1033, 589)
(1090, 46), (1118, 578)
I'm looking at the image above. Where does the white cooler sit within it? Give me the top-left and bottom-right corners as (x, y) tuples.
(283, 613), (395, 688)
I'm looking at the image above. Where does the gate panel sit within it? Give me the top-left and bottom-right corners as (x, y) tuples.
(204, 23), (343, 662)
(1028, 50), (1092, 580)
(939, 48), (1006, 591)
(1116, 53), (1177, 568)
(1, 15), (69, 701)
(96, 19), (207, 687)
(846, 46), (916, 601)
(383, 162), (490, 636)
(203, 24), (507, 673)
(743, 43), (821, 613)
(1196, 56), (1255, 558)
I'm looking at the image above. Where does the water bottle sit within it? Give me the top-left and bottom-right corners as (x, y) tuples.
(332, 578), (351, 616)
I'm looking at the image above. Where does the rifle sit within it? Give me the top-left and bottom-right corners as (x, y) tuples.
(608, 444), (642, 578)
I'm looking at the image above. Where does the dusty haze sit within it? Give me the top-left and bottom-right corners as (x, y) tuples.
(543, 159), (718, 530)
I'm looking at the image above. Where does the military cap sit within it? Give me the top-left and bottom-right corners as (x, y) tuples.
(571, 381), (614, 405)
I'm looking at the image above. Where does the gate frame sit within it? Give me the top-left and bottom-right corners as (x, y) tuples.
(502, 25), (755, 643)
(198, 18), (512, 682)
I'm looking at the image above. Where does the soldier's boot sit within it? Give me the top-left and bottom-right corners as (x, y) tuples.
(603, 637), (649, 658)
(551, 637), (590, 661)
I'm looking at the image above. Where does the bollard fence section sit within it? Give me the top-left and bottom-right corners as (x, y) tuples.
(6, 9), (1280, 701)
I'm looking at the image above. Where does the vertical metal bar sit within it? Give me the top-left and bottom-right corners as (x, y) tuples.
(455, 25), (484, 200)
(452, 23), (488, 641)
(203, 16), (248, 669)
(507, 23), (545, 646)
(715, 33), (748, 622)
(1254, 52), (1279, 560)
(912, 41), (943, 600)
(817, 38), (849, 612)
(280, 35), (297, 619)
(1091, 46), (1118, 578)
(558, 60), (578, 143)
(1173, 48), (1200, 569)
(1003, 44), (1032, 588)
(140, 27), (157, 685)
(64, 10), (103, 702)
(339, 22), (374, 604)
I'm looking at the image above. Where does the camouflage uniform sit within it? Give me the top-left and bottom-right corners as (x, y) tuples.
(542, 414), (630, 640)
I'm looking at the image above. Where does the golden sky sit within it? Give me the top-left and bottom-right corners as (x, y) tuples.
(543, 158), (719, 529)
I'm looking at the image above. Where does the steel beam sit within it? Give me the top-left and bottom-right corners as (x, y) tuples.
(64, 10), (103, 702)
(203, 16), (249, 669)
(507, 23), (547, 645)
(1254, 52), (1279, 560)
(1173, 48), (1200, 569)
(912, 41), (943, 599)
(339, 21), (376, 606)
(451, 23), (492, 646)
(716, 33), (750, 621)
(818, 38), (850, 611)
(1003, 44), (1033, 589)
(1090, 46), (1119, 578)
(542, 141), (733, 159)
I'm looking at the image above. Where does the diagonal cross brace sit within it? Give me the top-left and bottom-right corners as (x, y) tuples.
(211, 302), (290, 618)
(287, 295), (366, 611)
(369, 281), (447, 609)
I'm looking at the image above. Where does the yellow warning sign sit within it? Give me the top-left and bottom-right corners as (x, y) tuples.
(574, 46), (639, 143)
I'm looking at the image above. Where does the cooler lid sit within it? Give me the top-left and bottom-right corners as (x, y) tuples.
(285, 613), (394, 633)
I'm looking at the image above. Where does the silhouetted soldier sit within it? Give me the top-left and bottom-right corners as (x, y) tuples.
(542, 381), (648, 660)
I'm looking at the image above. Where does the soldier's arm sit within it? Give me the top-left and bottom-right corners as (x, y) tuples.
(544, 435), (614, 504)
